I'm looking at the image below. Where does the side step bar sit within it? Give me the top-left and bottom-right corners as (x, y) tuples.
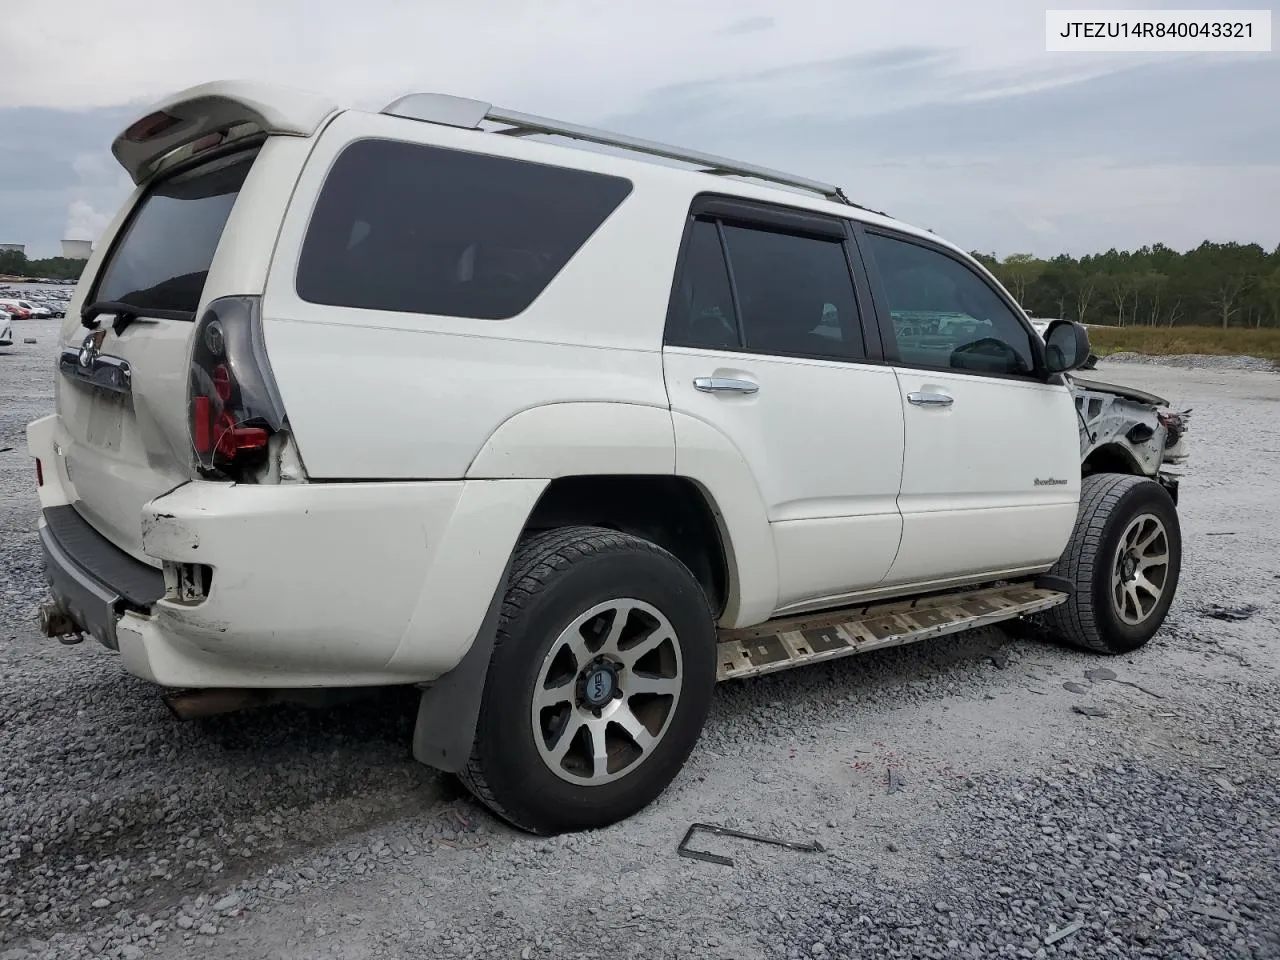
(715, 583), (1068, 681)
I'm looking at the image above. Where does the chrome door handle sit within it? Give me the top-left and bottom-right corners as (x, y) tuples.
(694, 377), (759, 395)
(907, 391), (953, 407)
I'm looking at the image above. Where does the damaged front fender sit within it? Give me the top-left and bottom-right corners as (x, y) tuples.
(1070, 375), (1191, 487)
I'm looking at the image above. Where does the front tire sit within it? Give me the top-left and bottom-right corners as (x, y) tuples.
(459, 526), (717, 834)
(1043, 473), (1181, 654)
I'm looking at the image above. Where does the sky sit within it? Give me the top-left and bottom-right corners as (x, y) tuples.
(1, 0), (1276, 259)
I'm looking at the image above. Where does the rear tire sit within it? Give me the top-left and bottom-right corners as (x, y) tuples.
(1043, 473), (1181, 655)
(459, 526), (717, 834)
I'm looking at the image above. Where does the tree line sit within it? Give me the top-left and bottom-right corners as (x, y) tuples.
(5, 239), (1279, 328)
(0, 250), (87, 281)
(971, 241), (1280, 329)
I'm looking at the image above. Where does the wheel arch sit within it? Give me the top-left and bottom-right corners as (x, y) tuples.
(522, 474), (730, 618)
(1082, 442), (1146, 478)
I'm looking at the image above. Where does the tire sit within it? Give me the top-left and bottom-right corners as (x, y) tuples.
(1043, 473), (1181, 654)
(459, 525), (717, 834)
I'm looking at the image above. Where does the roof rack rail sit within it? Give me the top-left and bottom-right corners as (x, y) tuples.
(379, 92), (871, 209)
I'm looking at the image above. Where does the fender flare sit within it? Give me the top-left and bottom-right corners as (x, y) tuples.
(466, 401), (675, 478)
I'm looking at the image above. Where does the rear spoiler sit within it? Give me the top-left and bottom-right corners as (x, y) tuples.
(111, 80), (340, 185)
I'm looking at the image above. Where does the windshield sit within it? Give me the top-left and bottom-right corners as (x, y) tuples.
(91, 147), (259, 318)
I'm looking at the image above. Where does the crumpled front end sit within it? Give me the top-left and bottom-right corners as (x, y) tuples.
(1070, 375), (1191, 501)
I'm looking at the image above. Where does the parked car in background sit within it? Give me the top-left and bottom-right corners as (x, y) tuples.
(0, 309), (13, 346)
(0, 300), (32, 320)
(16, 299), (53, 319)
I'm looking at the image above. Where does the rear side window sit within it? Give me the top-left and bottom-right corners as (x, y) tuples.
(665, 219), (739, 349)
(296, 138), (633, 320)
(92, 149), (258, 317)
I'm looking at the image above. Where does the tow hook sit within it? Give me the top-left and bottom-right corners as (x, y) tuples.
(39, 601), (83, 644)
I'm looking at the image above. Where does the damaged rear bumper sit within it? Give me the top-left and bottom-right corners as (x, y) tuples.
(38, 505), (165, 650)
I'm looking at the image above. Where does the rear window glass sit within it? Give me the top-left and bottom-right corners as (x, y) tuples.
(295, 138), (633, 320)
(92, 148), (257, 317)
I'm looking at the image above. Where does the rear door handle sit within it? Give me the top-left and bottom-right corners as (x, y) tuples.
(906, 391), (953, 407)
(694, 377), (759, 395)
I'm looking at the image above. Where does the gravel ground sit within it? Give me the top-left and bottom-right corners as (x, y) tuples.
(1102, 351), (1277, 373)
(1, 325), (1277, 960)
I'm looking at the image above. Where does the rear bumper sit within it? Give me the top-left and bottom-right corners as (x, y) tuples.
(39, 505), (164, 650)
(29, 417), (546, 689)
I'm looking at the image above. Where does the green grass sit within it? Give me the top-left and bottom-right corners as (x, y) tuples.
(1087, 325), (1280, 363)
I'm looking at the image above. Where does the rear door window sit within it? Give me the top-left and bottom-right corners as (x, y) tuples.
(92, 148), (258, 318)
(721, 223), (865, 361)
(295, 138), (634, 320)
(664, 218), (740, 349)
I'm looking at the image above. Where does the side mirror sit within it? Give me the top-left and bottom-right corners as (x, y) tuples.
(1042, 319), (1091, 373)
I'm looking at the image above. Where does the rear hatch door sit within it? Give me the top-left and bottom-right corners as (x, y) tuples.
(57, 147), (259, 562)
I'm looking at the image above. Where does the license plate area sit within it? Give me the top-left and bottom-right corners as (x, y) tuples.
(83, 386), (128, 451)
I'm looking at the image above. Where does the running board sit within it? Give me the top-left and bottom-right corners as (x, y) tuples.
(715, 583), (1068, 681)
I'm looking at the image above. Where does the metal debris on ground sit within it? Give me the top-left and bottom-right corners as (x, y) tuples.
(1043, 919), (1085, 945)
(0, 447), (12, 454)
(23, 337), (37, 344)
(677, 823), (825, 867)
(1072, 704), (1109, 718)
(887, 767), (906, 794)
(1062, 681), (1088, 694)
(1198, 603), (1257, 622)
(1116, 679), (1165, 698)
(1085, 666), (1165, 698)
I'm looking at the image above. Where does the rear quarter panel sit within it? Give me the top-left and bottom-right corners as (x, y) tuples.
(260, 111), (694, 480)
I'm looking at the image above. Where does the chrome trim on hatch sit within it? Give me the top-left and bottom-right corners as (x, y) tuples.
(58, 332), (132, 395)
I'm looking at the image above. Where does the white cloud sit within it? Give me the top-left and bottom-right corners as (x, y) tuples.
(0, 0), (1273, 258)
(63, 200), (111, 242)
(5, 0), (1144, 116)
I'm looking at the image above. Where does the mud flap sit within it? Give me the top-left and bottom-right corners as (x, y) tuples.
(411, 557), (514, 773)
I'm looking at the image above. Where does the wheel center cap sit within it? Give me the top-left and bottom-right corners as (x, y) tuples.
(1121, 554), (1138, 580)
(582, 664), (617, 707)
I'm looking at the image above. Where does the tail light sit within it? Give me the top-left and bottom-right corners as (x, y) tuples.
(188, 296), (288, 481)
(35, 458), (44, 487)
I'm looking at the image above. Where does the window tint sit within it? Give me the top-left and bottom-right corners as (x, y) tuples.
(92, 149), (258, 317)
(296, 138), (633, 320)
(863, 233), (1034, 376)
(665, 219), (740, 349)
(721, 224), (864, 360)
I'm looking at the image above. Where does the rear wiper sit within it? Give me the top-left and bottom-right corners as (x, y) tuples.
(81, 300), (139, 333)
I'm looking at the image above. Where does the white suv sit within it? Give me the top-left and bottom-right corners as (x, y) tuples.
(28, 82), (1191, 834)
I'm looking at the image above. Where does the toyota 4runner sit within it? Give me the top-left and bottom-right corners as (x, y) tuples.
(28, 81), (1191, 834)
